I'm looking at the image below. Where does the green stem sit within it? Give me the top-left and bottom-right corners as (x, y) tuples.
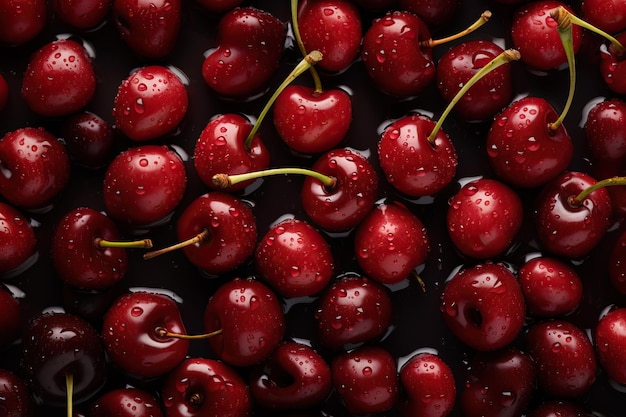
(244, 50), (323, 149)
(420, 10), (491, 48)
(66, 373), (73, 417)
(549, 7), (576, 131)
(212, 168), (336, 189)
(291, 0), (323, 92)
(97, 238), (153, 249)
(570, 176), (626, 205)
(557, 6), (625, 56)
(428, 49), (520, 143)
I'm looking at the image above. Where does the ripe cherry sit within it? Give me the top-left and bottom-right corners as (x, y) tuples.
(90, 387), (164, 417)
(0, 202), (37, 275)
(609, 228), (626, 294)
(53, 0), (111, 29)
(595, 306), (626, 385)
(0, 369), (34, 417)
(0, 0), (46, 45)
(0, 285), (21, 347)
(62, 111), (114, 169)
(584, 98), (626, 165)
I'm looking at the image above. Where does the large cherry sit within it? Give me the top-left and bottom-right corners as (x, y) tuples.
(0, 0), (46, 45)
(0, 202), (36, 275)
(0, 370), (34, 417)
(595, 306), (626, 385)
(90, 387), (164, 417)
(581, 0), (626, 34)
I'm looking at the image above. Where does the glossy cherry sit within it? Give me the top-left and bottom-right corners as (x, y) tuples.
(599, 32), (626, 94)
(90, 387), (164, 417)
(53, 0), (111, 29)
(0, 0), (46, 45)
(595, 306), (626, 384)
(62, 111), (114, 169)
(0, 285), (20, 347)
(584, 98), (626, 165)
(0, 202), (36, 275)
(0, 369), (34, 417)
(581, 0), (626, 34)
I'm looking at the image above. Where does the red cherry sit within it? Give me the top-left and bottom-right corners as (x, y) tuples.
(113, 0), (181, 58)
(354, 201), (429, 285)
(581, 0), (626, 34)
(446, 178), (523, 259)
(0, 369), (34, 417)
(90, 387), (164, 417)
(21, 38), (96, 117)
(113, 65), (189, 142)
(0, 0), (46, 45)
(101, 291), (190, 379)
(584, 98), (626, 164)
(525, 320), (597, 398)
(599, 33), (626, 95)
(397, 0), (460, 29)
(161, 357), (252, 417)
(315, 274), (392, 349)
(609, 228), (626, 294)
(0, 127), (70, 209)
(440, 262), (526, 351)
(249, 341), (332, 411)
(0, 285), (20, 347)
(595, 306), (626, 384)
(0, 202), (36, 275)
(255, 218), (334, 298)
(518, 256), (583, 317)
(62, 111), (114, 169)
(203, 277), (285, 367)
(527, 400), (592, 417)
(103, 145), (187, 226)
(331, 346), (399, 415)
(52, 0), (111, 29)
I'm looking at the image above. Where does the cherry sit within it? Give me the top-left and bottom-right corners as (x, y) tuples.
(103, 145), (187, 227)
(161, 357), (252, 417)
(145, 191), (257, 275)
(255, 218), (334, 298)
(599, 32), (626, 94)
(53, 0), (111, 29)
(446, 178), (523, 259)
(51, 207), (152, 290)
(62, 111), (114, 169)
(595, 306), (626, 384)
(113, 0), (181, 58)
(101, 291), (190, 379)
(535, 171), (613, 259)
(397, 0), (460, 29)
(315, 274), (392, 349)
(584, 98), (626, 165)
(112, 65), (189, 142)
(397, 352), (456, 417)
(518, 256), (583, 317)
(527, 400), (592, 417)
(331, 346), (399, 414)
(0, 127), (71, 209)
(440, 262), (526, 351)
(0, 202), (37, 275)
(460, 348), (536, 417)
(203, 277), (286, 367)
(0, 369), (34, 417)
(249, 341), (332, 411)
(0, 285), (20, 347)
(354, 201), (429, 285)
(525, 320), (597, 398)
(609, 228), (626, 294)
(0, 0), (46, 45)
(22, 311), (106, 407)
(581, 0), (626, 34)
(202, 7), (286, 98)
(90, 387), (164, 417)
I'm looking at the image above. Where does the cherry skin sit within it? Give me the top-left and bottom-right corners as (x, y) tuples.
(21, 38), (96, 117)
(103, 145), (187, 227)
(90, 387), (164, 417)
(527, 400), (591, 417)
(378, 113), (458, 197)
(397, 0), (460, 29)
(460, 348), (536, 417)
(62, 111), (114, 169)
(0, 285), (20, 347)
(361, 10), (435, 97)
(255, 218), (334, 298)
(510, 0), (582, 71)
(0, 370), (34, 417)
(599, 33), (626, 95)
(193, 113), (270, 192)
(161, 357), (252, 417)
(53, 0), (111, 29)
(525, 320), (597, 398)
(436, 40), (514, 122)
(249, 341), (332, 411)
(113, 65), (189, 142)
(22, 311), (106, 406)
(272, 85), (352, 154)
(301, 147), (378, 232)
(101, 291), (190, 379)
(297, 0), (362, 73)
(113, 0), (181, 58)
(0, 74), (8, 112)
(397, 352), (456, 417)
(0, 0), (46, 45)
(202, 7), (286, 98)
(595, 307), (626, 384)
(535, 171), (612, 259)
(331, 346), (399, 415)
(581, 0), (626, 34)
(354, 201), (429, 285)
(609, 228), (626, 294)
(440, 262), (526, 351)
(487, 96), (573, 188)
(0, 202), (36, 274)
(585, 98), (626, 165)
(0, 127), (70, 209)
(446, 178), (523, 259)
(315, 274), (392, 350)
(203, 277), (285, 367)
(518, 256), (583, 317)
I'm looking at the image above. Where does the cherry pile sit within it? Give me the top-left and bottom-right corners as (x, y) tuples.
(1, 0), (626, 416)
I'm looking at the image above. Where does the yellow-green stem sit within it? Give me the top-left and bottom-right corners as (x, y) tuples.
(428, 48), (521, 143)
(143, 229), (209, 260)
(549, 7), (576, 131)
(556, 6), (625, 56)
(212, 168), (336, 189)
(156, 327), (223, 340)
(66, 373), (73, 417)
(570, 176), (626, 205)
(420, 10), (492, 48)
(291, 0), (323, 92)
(97, 238), (153, 249)
(244, 50), (323, 150)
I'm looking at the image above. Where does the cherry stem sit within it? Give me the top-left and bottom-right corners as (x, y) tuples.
(155, 326), (223, 340)
(66, 373), (73, 417)
(549, 6), (576, 132)
(411, 270), (426, 292)
(143, 229), (209, 260)
(96, 238), (153, 249)
(420, 10), (491, 48)
(554, 6), (625, 56)
(290, 0), (323, 92)
(244, 50), (323, 149)
(427, 48), (520, 143)
(569, 176), (626, 206)
(212, 168), (336, 189)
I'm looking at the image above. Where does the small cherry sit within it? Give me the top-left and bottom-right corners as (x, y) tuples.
(0, 369), (34, 417)
(62, 111), (114, 169)
(0, 285), (21, 347)
(595, 306), (626, 385)
(584, 98), (626, 165)
(0, 202), (37, 275)
(90, 387), (164, 417)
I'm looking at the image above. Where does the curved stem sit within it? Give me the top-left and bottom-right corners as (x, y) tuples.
(244, 50), (323, 149)
(570, 176), (626, 205)
(291, 0), (323, 92)
(549, 7), (576, 131)
(420, 10), (491, 48)
(66, 373), (73, 417)
(96, 238), (153, 249)
(428, 49), (520, 143)
(555, 6), (625, 56)
(143, 229), (209, 260)
(155, 327), (223, 340)
(213, 167), (336, 189)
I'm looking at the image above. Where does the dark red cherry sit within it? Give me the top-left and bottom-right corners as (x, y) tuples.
(595, 307), (626, 385)
(609, 228), (626, 294)
(527, 400), (592, 417)
(0, 0), (46, 45)
(62, 111), (114, 169)
(90, 387), (164, 417)
(599, 32), (626, 94)
(0, 202), (36, 275)
(397, 0), (460, 28)
(0, 369), (34, 417)
(53, 0), (111, 29)
(0, 285), (20, 347)
(585, 98), (626, 164)
(0, 74), (8, 112)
